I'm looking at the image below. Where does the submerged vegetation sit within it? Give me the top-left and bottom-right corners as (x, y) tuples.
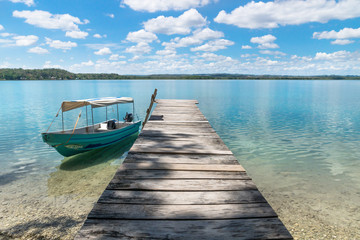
(1, 68), (360, 80)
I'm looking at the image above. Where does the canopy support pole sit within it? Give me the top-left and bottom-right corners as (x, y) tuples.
(86, 105), (88, 127)
(133, 102), (135, 120)
(91, 106), (94, 133)
(106, 106), (108, 121)
(62, 109), (64, 132)
(117, 104), (119, 123)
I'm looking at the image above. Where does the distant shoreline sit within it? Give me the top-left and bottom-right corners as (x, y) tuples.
(1, 68), (360, 80)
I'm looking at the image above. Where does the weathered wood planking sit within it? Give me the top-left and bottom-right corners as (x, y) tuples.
(88, 203), (277, 219)
(76, 99), (293, 240)
(98, 190), (266, 204)
(119, 163), (246, 171)
(112, 170), (250, 179)
(77, 218), (292, 240)
(107, 179), (258, 191)
(125, 153), (240, 165)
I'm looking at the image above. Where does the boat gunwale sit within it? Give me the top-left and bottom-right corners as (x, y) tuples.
(42, 120), (141, 136)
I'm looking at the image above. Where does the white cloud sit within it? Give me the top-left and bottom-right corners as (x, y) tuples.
(45, 37), (77, 50)
(13, 35), (38, 46)
(93, 33), (108, 39)
(331, 39), (354, 45)
(28, 46), (49, 54)
(313, 27), (360, 40)
(156, 49), (177, 56)
(314, 50), (352, 61)
(242, 45), (252, 49)
(85, 43), (118, 50)
(250, 35), (276, 44)
(259, 50), (286, 56)
(43, 61), (62, 69)
(129, 56), (140, 61)
(250, 34), (279, 49)
(126, 29), (158, 43)
(65, 30), (88, 39)
(143, 9), (207, 35)
(193, 28), (223, 40)
(9, 0), (34, 7)
(125, 42), (152, 54)
(109, 54), (125, 60)
(163, 28), (224, 49)
(255, 57), (279, 66)
(0, 25), (4, 31)
(198, 52), (233, 62)
(70, 60), (104, 72)
(0, 61), (10, 68)
(0, 33), (12, 37)
(241, 53), (257, 58)
(122, 0), (212, 12)
(214, 0), (360, 29)
(94, 47), (112, 55)
(13, 10), (88, 31)
(81, 60), (94, 66)
(106, 13), (115, 18)
(0, 39), (13, 46)
(191, 39), (234, 52)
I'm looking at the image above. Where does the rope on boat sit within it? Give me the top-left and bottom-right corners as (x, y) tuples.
(46, 105), (62, 133)
(53, 111), (82, 148)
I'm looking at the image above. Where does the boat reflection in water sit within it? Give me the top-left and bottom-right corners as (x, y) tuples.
(47, 134), (138, 198)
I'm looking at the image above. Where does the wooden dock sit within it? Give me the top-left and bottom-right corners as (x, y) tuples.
(76, 99), (293, 240)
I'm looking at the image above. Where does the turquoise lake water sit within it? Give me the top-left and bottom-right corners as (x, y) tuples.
(0, 80), (360, 239)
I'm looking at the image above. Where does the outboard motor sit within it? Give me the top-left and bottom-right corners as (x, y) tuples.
(124, 112), (133, 122)
(107, 120), (116, 129)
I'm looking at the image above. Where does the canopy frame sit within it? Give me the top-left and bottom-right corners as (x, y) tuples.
(59, 97), (135, 133)
(61, 97), (134, 112)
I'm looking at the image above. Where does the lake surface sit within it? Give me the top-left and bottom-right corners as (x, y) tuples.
(0, 80), (359, 239)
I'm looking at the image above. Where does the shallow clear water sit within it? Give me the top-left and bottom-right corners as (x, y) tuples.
(0, 80), (359, 239)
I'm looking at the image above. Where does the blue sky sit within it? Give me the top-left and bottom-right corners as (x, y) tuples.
(1, 0), (360, 75)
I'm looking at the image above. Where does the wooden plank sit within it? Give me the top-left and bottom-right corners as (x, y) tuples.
(130, 147), (233, 155)
(152, 110), (202, 114)
(125, 153), (239, 165)
(76, 218), (293, 240)
(88, 203), (277, 220)
(131, 138), (232, 154)
(138, 134), (221, 140)
(98, 190), (266, 204)
(135, 136), (227, 145)
(119, 163), (245, 172)
(155, 99), (199, 105)
(142, 123), (215, 129)
(141, 127), (216, 133)
(152, 108), (202, 112)
(134, 139), (231, 149)
(151, 115), (207, 121)
(113, 169), (250, 179)
(148, 120), (209, 124)
(139, 130), (218, 138)
(107, 179), (258, 191)
(145, 121), (212, 127)
(151, 113), (205, 117)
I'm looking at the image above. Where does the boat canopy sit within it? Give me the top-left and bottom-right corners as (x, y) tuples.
(61, 97), (134, 112)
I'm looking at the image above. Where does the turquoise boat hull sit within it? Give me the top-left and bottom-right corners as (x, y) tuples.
(42, 121), (141, 157)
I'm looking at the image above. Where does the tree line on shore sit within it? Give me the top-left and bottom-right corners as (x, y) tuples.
(1, 68), (359, 80)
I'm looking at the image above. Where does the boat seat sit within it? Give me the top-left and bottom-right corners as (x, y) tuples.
(98, 123), (108, 131)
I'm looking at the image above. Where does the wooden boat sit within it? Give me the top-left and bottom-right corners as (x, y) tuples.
(41, 97), (141, 157)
